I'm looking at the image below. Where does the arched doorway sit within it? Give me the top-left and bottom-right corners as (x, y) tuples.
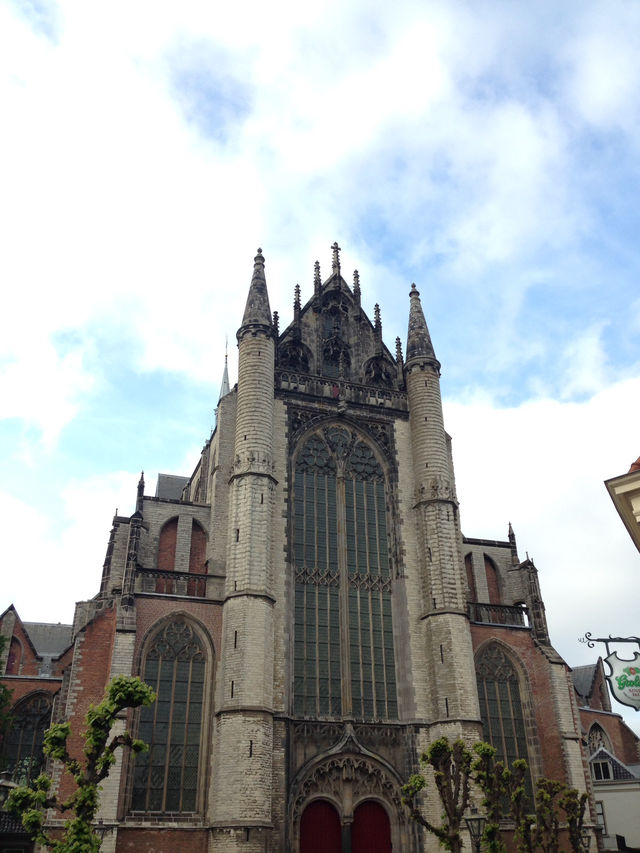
(300, 799), (341, 853)
(352, 800), (392, 853)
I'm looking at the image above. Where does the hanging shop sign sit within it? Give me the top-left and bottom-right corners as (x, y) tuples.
(580, 634), (640, 712)
(604, 651), (640, 711)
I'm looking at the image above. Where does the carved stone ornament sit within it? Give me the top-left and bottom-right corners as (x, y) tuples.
(364, 356), (395, 388)
(475, 644), (518, 682)
(290, 751), (405, 825)
(588, 724), (611, 755)
(279, 340), (311, 373)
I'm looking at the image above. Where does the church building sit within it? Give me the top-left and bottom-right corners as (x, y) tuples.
(1, 245), (597, 852)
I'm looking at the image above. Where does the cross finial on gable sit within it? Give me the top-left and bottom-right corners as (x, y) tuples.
(331, 241), (341, 273)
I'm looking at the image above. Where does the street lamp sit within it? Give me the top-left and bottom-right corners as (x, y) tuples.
(465, 807), (486, 853)
(581, 829), (592, 853)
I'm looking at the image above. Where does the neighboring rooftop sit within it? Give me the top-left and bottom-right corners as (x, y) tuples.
(590, 747), (640, 781)
(155, 474), (190, 501)
(572, 663), (598, 705)
(23, 621), (72, 657)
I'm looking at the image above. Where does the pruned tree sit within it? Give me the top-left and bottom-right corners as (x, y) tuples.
(472, 741), (529, 853)
(8, 675), (155, 852)
(402, 738), (473, 853)
(405, 738), (591, 853)
(558, 785), (589, 853)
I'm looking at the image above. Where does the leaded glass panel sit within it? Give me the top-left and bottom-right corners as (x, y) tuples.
(2, 693), (52, 784)
(132, 619), (206, 813)
(293, 429), (397, 720)
(476, 645), (531, 790)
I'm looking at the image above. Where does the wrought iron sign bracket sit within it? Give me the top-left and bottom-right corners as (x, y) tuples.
(579, 633), (640, 711)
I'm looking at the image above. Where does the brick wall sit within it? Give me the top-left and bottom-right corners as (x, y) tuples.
(57, 605), (117, 804)
(115, 828), (208, 853)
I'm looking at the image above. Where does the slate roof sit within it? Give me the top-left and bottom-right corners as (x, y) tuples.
(572, 663), (597, 704)
(591, 747), (640, 781)
(155, 474), (189, 500)
(0, 810), (28, 835)
(23, 621), (72, 657)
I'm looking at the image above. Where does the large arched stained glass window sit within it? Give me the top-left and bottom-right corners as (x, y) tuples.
(131, 619), (207, 813)
(476, 645), (530, 771)
(2, 692), (52, 784)
(293, 427), (397, 720)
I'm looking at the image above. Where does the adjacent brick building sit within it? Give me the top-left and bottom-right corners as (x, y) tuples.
(1, 245), (616, 852)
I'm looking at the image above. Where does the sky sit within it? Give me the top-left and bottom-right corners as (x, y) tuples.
(1, 0), (640, 731)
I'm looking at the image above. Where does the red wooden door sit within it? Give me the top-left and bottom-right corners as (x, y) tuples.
(352, 800), (392, 853)
(300, 799), (342, 853)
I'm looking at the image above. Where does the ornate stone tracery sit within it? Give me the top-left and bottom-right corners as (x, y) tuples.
(364, 355), (395, 388)
(290, 752), (405, 826)
(588, 723), (611, 755)
(475, 643), (518, 681)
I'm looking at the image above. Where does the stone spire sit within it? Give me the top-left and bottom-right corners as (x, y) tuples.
(218, 350), (230, 402)
(406, 283), (438, 367)
(314, 260), (321, 297)
(508, 522), (519, 565)
(240, 248), (272, 330)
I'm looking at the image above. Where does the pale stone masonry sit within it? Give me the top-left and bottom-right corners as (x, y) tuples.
(1, 244), (597, 853)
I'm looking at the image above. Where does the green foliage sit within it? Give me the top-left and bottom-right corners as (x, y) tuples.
(404, 738), (591, 853)
(7, 675), (155, 852)
(402, 738), (473, 853)
(559, 786), (589, 853)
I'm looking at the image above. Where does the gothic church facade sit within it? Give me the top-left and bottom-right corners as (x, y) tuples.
(1, 245), (594, 853)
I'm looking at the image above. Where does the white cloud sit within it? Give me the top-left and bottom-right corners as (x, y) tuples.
(446, 378), (640, 662)
(0, 471), (143, 623)
(563, 6), (640, 134)
(0, 338), (94, 448)
(2, 0), (640, 734)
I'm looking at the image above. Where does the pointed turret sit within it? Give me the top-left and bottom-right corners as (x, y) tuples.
(240, 248), (272, 332)
(404, 279), (480, 736)
(213, 246), (276, 840)
(406, 283), (439, 368)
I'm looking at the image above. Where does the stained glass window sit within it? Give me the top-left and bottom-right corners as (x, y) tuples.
(131, 619), (206, 813)
(2, 692), (52, 784)
(476, 645), (530, 777)
(293, 427), (397, 719)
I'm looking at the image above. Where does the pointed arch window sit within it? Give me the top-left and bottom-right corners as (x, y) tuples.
(131, 619), (208, 813)
(293, 427), (397, 720)
(476, 645), (530, 774)
(588, 723), (611, 755)
(2, 692), (52, 784)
